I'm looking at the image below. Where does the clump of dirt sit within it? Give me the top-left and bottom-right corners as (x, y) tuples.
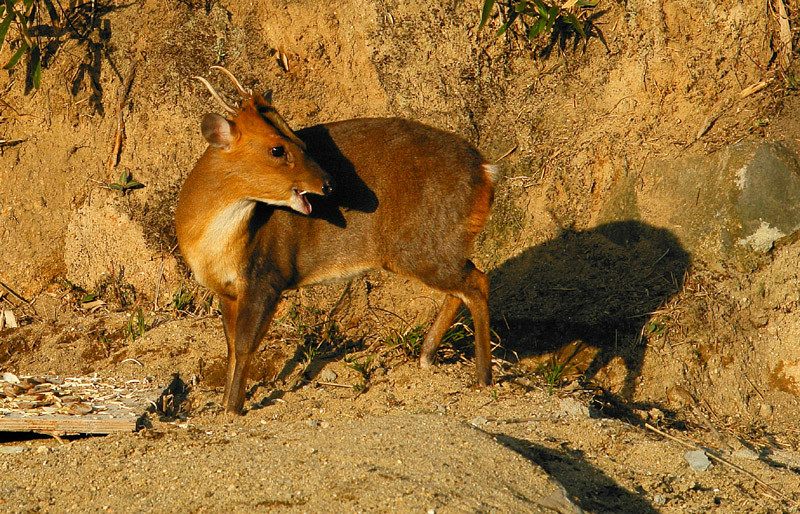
(2, 0), (800, 511)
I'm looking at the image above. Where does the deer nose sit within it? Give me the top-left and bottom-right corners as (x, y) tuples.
(321, 179), (335, 196)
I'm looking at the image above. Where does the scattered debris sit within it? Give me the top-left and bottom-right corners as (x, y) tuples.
(0, 310), (17, 330)
(740, 80), (770, 98)
(0, 372), (159, 435)
(646, 423), (800, 508)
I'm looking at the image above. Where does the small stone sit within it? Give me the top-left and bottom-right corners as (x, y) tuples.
(320, 369), (338, 382)
(733, 448), (759, 461)
(306, 419), (320, 428)
(653, 494), (666, 506)
(648, 408), (665, 422)
(470, 416), (488, 427)
(559, 397), (590, 419)
(0, 446), (25, 454)
(684, 450), (712, 471)
(758, 402), (773, 418)
(36, 446), (49, 455)
(1, 372), (20, 384)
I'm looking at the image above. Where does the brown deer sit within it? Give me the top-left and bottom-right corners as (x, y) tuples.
(175, 67), (497, 414)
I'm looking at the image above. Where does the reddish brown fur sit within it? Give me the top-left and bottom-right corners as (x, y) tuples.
(176, 102), (496, 414)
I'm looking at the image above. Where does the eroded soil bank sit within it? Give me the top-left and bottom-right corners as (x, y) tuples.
(2, 0), (800, 512)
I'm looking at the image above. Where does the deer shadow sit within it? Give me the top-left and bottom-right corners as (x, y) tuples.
(489, 221), (689, 399)
(492, 432), (661, 513)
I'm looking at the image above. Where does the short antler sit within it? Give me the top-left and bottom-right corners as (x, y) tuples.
(211, 66), (252, 97)
(193, 75), (237, 115)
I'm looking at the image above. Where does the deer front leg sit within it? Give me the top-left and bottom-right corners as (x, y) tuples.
(220, 286), (280, 414)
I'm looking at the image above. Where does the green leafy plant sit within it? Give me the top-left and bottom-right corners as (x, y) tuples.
(127, 307), (148, 340)
(300, 339), (319, 372)
(441, 319), (473, 348)
(0, 0), (42, 87)
(646, 318), (667, 338)
(386, 325), (426, 360)
(108, 170), (143, 195)
(345, 354), (373, 392)
(80, 292), (98, 304)
(479, 0), (598, 41)
(536, 357), (569, 395)
(171, 281), (195, 313)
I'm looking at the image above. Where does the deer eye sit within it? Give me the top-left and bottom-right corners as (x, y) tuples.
(270, 146), (285, 158)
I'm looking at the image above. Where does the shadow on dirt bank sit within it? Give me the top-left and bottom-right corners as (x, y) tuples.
(493, 432), (660, 514)
(490, 221), (689, 398)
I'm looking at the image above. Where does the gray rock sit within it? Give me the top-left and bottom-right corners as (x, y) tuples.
(320, 368), (338, 383)
(559, 397), (590, 419)
(601, 141), (800, 268)
(684, 449), (712, 471)
(470, 415), (488, 427)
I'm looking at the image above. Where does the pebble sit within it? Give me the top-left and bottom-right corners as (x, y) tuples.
(470, 416), (488, 427)
(320, 369), (338, 382)
(559, 397), (590, 419)
(0, 446), (26, 454)
(732, 448), (759, 461)
(684, 450), (712, 471)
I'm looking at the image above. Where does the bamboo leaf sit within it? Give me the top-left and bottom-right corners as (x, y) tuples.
(4, 41), (27, 69)
(478, 0), (496, 30)
(545, 5), (559, 31)
(496, 10), (519, 36)
(0, 10), (14, 54)
(530, 0), (548, 14)
(565, 12), (586, 39)
(30, 45), (41, 88)
(528, 17), (546, 39)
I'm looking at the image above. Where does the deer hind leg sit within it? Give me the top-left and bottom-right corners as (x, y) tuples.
(420, 260), (492, 386)
(420, 294), (462, 368)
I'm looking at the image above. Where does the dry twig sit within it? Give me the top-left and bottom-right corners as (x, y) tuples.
(106, 61), (138, 176)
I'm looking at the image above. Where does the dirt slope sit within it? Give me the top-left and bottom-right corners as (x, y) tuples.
(1, 0), (800, 512)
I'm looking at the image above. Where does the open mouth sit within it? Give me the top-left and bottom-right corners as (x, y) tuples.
(291, 188), (312, 215)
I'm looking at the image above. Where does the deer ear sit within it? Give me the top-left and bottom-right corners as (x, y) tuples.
(201, 113), (239, 150)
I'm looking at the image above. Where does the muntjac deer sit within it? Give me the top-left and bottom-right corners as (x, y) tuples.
(175, 67), (497, 414)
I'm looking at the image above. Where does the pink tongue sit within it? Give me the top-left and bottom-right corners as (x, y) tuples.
(300, 194), (312, 215)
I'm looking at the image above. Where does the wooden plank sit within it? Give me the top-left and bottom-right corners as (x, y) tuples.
(0, 414), (142, 434)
